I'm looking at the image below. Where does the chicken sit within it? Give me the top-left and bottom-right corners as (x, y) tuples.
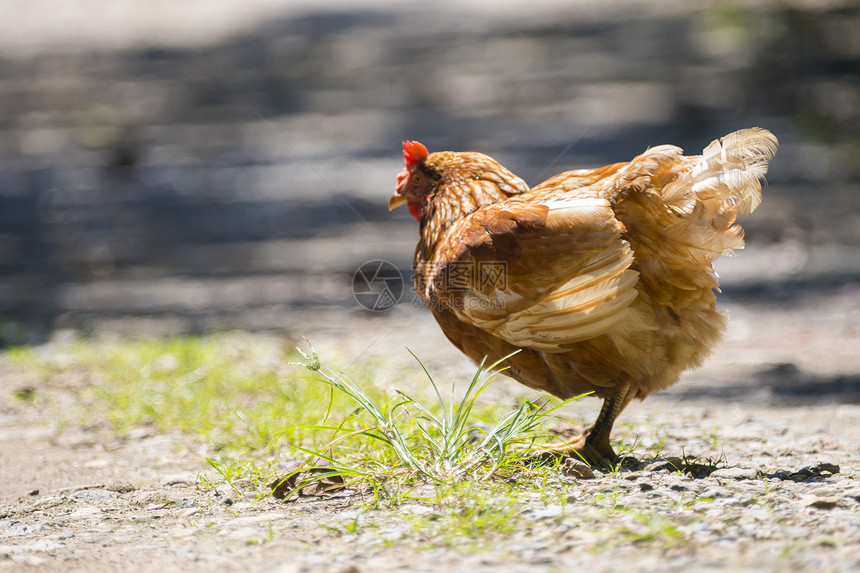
(388, 130), (778, 464)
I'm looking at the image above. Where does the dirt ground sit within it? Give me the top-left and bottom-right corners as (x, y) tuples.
(2, 286), (859, 573)
(1, 1), (859, 571)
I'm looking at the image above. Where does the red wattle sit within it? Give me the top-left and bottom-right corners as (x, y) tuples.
(407, 201), (421, 221)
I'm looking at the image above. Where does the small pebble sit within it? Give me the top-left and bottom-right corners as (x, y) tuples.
(561, 459), (595, 479)
(399, 504), (435, 517)
(642, 457), (682, 472)
(710, 467), (759, 480)
(700, 486), (733, 498)
(527, 505), (563, 520)
(807, 498), (841, 510)
(808, 486), (840, 498)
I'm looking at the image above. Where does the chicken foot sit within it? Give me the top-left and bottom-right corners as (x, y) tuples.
(535, 382), (633, 466)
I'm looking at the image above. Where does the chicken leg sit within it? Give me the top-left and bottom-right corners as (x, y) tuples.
(579, 382), (633, 464)
(538, 382), (633, 466)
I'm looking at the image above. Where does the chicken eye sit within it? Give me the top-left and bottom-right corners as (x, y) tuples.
(412, 174), (423, 185)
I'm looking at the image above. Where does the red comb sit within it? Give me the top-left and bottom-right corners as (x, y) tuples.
(402, 140), (428, 166)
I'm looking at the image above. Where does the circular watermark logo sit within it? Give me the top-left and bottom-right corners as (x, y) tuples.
(352, 260), (404, 311)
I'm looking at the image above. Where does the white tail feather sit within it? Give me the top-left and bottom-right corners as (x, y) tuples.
(691, 128), (779, 214)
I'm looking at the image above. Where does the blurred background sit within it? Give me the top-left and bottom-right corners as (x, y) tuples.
(1, 0), (859, 349)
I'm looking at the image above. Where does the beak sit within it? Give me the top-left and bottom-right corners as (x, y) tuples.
(389, 167), (410, 210)
(388, 192), (407, 211)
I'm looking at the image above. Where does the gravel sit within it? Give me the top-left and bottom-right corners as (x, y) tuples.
(1, 314), (858, 573)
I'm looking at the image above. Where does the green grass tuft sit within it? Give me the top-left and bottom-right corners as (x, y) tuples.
(281, 343), (578, 494)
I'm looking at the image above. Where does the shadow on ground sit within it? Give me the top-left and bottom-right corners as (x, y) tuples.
(668, 363), (860, 405)
(0, 2), (859, 343)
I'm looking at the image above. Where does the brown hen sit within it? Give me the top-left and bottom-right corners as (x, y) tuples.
(388, 130), (778, 464)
